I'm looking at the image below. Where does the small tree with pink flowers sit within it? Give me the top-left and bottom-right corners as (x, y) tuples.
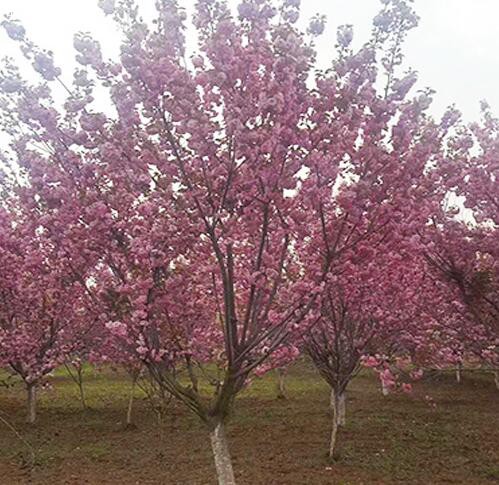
(0, 207), (97, 423)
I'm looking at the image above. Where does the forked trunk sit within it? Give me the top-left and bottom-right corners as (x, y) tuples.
(64, 363), (87, 409)
(26, 383), (36, 424)
(330, 388), (346, 426)
(210, 421), (236, 485)
(276, 368), (287, 399)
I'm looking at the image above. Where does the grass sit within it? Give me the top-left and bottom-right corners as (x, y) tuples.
(0, 361), (497, 484)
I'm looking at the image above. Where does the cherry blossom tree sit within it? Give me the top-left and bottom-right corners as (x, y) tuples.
(1, 0), (495, 482)
(1, 1), (320, 480)
(0, 205), (97, 423)
(288, 0), (479, 459)
(422, 106), (498, 386)
(305, 243), (431, 458)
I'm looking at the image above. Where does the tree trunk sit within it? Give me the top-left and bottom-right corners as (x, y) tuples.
(276, 368), (287, 399)
(456, 362), (462, 383)
(494, 369), (499, 391)
(210, 421), (236, 485)
(337, 391), (346, 426)
(329, 388), (346, 425)
(329, 393), (339, 459)
(26, 383), (36, 424)
(186, 356), (199, 393)
(64, 363), (87, 409)
(77, 367), (87, 409)
(126, 376), (136, 426)
(381, 381), (389, 396)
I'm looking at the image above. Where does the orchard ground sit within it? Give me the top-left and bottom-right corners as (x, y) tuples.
(0, 361), (497, 485)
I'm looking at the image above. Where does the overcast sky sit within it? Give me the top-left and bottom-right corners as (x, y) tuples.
(1, 0), (498, 122)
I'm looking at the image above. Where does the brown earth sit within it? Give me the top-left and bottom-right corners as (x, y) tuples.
(0, 361), (497, 484)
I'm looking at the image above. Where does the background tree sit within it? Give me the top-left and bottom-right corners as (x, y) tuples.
(422, 104), (498, 384)
(0, 207), (97, 423)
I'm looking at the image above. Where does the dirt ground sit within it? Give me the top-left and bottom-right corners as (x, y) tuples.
(0, 361), (497, 484)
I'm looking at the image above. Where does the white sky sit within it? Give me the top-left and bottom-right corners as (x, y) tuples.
(1, 0), (498, 122)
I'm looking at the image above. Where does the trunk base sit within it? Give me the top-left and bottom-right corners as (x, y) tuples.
(210, 421), (236, 485)
(381, 382), (389, 396)
(329, 389), (346, 460)
(26, 383), (37, 424)
(329, 413), (339, 460)
(276, 368), (287, 400)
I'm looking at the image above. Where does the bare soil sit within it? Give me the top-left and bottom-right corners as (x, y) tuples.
(0, 362), (497, 484)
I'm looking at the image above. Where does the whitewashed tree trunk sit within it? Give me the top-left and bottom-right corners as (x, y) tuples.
(329, 393), (340, 459)
(456, 362), (462, 383)
(494, 370), (499, 390)
(381, 381), (389, 396)
(276, 368), (287, 399)
(26, 383), (36, 424)
(210, 421), (236, 485)
(337, 391), (346, 426)
(330, 388), (346, 426)
(126, 377), (136, 426)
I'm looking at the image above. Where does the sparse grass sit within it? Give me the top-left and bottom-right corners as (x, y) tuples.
(0, 361), (497, 484)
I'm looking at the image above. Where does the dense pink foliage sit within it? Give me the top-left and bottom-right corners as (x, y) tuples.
(0, 205), (97, 386)
(420, 105), (498, 370)
(0, 0), (496, 476)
